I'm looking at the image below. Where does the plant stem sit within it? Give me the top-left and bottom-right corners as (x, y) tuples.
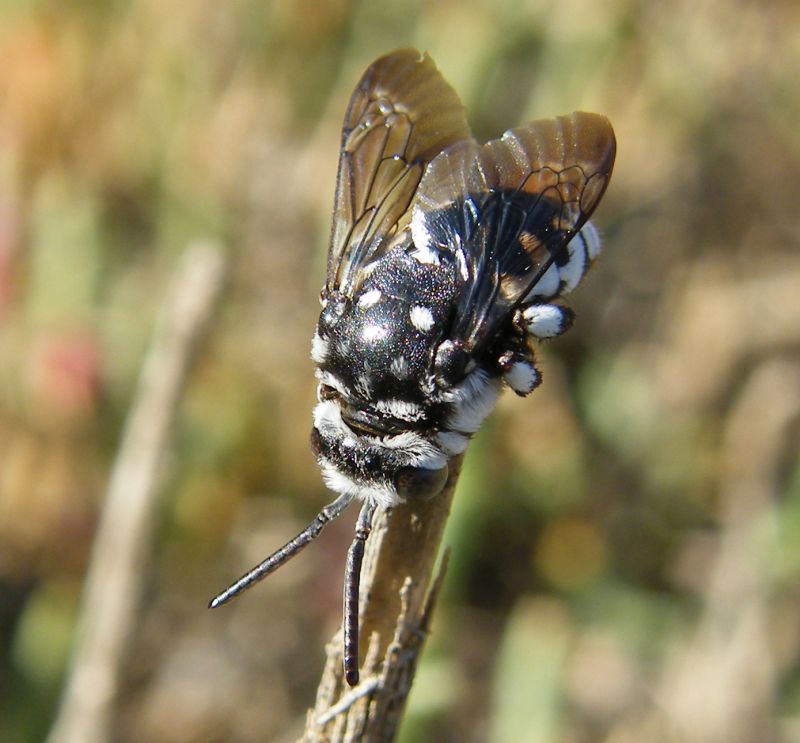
(301, 454), (464, 742)
(46, 243), (226, 743)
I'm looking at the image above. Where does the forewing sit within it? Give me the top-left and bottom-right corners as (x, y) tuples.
(413, 111), (616, 351)
(327, 49), (471, 296)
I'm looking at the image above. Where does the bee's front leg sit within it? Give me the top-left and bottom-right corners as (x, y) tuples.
(498, 303), (575, 396)
(497, 344), (541, 397)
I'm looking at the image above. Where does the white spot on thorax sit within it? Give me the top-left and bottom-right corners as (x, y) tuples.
(390, 355), (410, 379)
(410, 305), (435, 333)
(410, 207), (440, 265)
(362, 324), (387, 342)
(358, 288), (382, 307)
(310, 332), (329, 363)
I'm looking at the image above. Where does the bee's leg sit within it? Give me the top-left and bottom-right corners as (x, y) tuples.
(498, 345), (542, 397)
(514, 302), (575, 341)
(501, 302), (574, 396)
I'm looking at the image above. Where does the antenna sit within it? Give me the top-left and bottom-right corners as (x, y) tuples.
(209, 490), (356, 609)
(343, 502), (376, 685)
(209, 491), (379, 686)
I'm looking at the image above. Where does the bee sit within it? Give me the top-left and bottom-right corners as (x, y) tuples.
(211, 49), (616, 686)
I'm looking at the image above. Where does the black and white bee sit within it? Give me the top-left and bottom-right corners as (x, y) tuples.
(211, 49), (616, 685)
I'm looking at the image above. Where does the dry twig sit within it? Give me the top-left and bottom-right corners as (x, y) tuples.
(47, 243), (226, 743)
(655, 359), (800, 743)
(302, 455), (463, 742)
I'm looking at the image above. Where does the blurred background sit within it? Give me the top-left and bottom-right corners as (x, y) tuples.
(1, 1), (799, 741)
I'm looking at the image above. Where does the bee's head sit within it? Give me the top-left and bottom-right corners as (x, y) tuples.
(309, 395), (450, 509)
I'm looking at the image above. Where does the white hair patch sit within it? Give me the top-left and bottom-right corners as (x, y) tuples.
(523, 304), (568, 339)
(313, 399), (347, 437)
(410, 207), (440, 265)
(410, 305), (435, 333)
(529, 262), (560, 300)
(362, 324), (387, 343)
(380, 431), (448, 470)
(445, 369), (503, 433)
(390, 355), (410, 379)
(579, 220), (602, 261)
(504, 360), (541, 395)
(318, 460), (399, 509)
(357, 288), (382, 307)
(310, 331), (329, 363)
(375, 398), (425, 422)
(436, 430), (470, 455)
(559, 242), (587, 294)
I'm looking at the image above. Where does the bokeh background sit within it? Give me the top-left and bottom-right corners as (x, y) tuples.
(1, 1), (799, 741)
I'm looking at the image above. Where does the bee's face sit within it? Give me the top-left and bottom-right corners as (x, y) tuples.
(309, 397), (450, 509)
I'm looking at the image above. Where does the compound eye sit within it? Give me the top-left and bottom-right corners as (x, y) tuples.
(394, 464), (449, 501)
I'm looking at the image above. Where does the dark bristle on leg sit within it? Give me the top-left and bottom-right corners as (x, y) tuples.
(343, 502), (376, 686)
(209, 491), (356, 609)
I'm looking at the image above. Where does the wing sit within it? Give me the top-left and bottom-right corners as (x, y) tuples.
(411, 111), (616, 353)
(326, 48), (472, 297)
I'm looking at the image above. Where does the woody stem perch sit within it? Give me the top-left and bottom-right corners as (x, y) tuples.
(302, 454), (463, 742)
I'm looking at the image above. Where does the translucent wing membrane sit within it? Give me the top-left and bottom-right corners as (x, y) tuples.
(413, 112), (616, 352)
(327, 49), (471, 296)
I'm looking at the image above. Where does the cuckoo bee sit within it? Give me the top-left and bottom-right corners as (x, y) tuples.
(211, 49), (616, 685)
